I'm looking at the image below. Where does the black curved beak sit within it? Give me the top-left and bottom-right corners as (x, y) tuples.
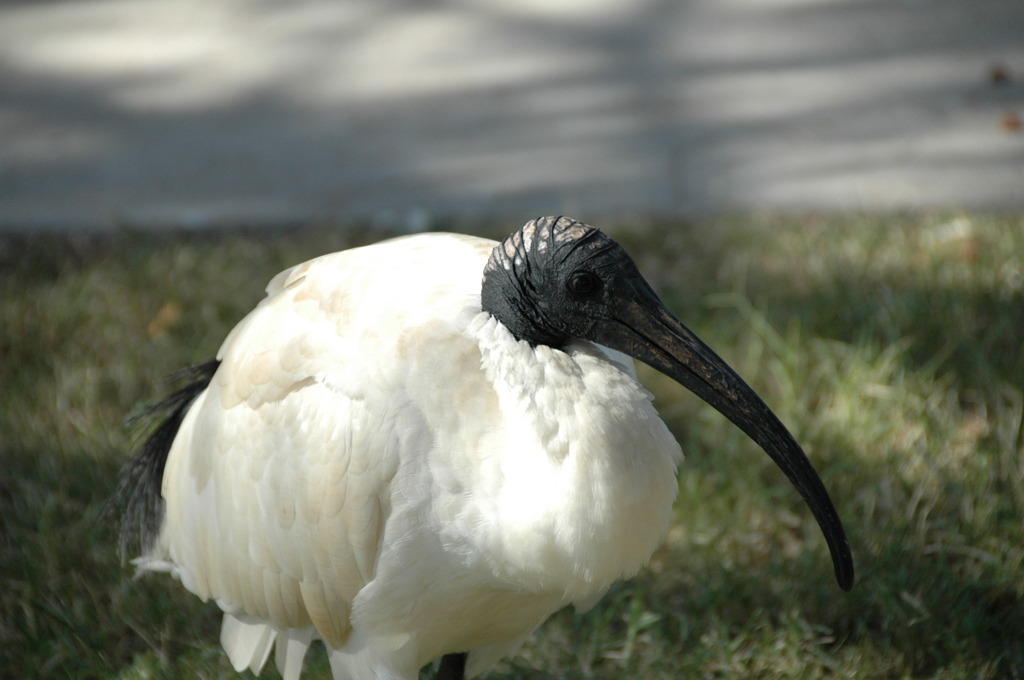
(592, 279), (854, 591)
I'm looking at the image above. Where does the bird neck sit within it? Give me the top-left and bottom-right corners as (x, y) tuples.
(462, 312), (682, 598)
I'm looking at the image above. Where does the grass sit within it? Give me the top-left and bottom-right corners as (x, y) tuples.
(1, 213), (1022, 679)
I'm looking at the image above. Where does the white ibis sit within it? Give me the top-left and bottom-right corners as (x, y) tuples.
(117, 216), (853, 680)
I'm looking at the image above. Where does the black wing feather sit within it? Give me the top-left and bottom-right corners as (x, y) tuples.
(114, 359), (219, 561)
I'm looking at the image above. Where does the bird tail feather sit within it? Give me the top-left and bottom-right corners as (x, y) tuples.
(276, 626), (316, 680)
(220, 613), (276, 674)
(220, 613), (315, 680)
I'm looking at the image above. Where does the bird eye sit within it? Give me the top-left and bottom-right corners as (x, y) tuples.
(566, 271), (601, 298)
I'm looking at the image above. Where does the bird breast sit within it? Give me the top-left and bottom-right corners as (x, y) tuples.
(405, 311), (684, 602)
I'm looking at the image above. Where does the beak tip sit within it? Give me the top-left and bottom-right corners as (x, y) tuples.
(833, 547), (855, 591)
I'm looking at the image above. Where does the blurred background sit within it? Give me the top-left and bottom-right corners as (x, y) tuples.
(1, 0), (1022, 230)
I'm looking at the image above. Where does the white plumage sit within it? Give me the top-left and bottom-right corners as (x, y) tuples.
(119, 217), (851, 680)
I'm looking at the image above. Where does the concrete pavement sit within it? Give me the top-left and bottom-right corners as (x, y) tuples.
(1, 0), (1022, 230)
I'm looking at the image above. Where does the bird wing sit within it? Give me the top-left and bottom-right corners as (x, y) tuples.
(153, 233), (497, 651)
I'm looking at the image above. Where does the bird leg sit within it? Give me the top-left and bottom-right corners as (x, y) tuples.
(436, 652), (467, 680)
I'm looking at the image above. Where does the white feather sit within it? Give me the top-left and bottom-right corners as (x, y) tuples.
(275, 627), (315, 680)
(220, 613), (275, 674)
